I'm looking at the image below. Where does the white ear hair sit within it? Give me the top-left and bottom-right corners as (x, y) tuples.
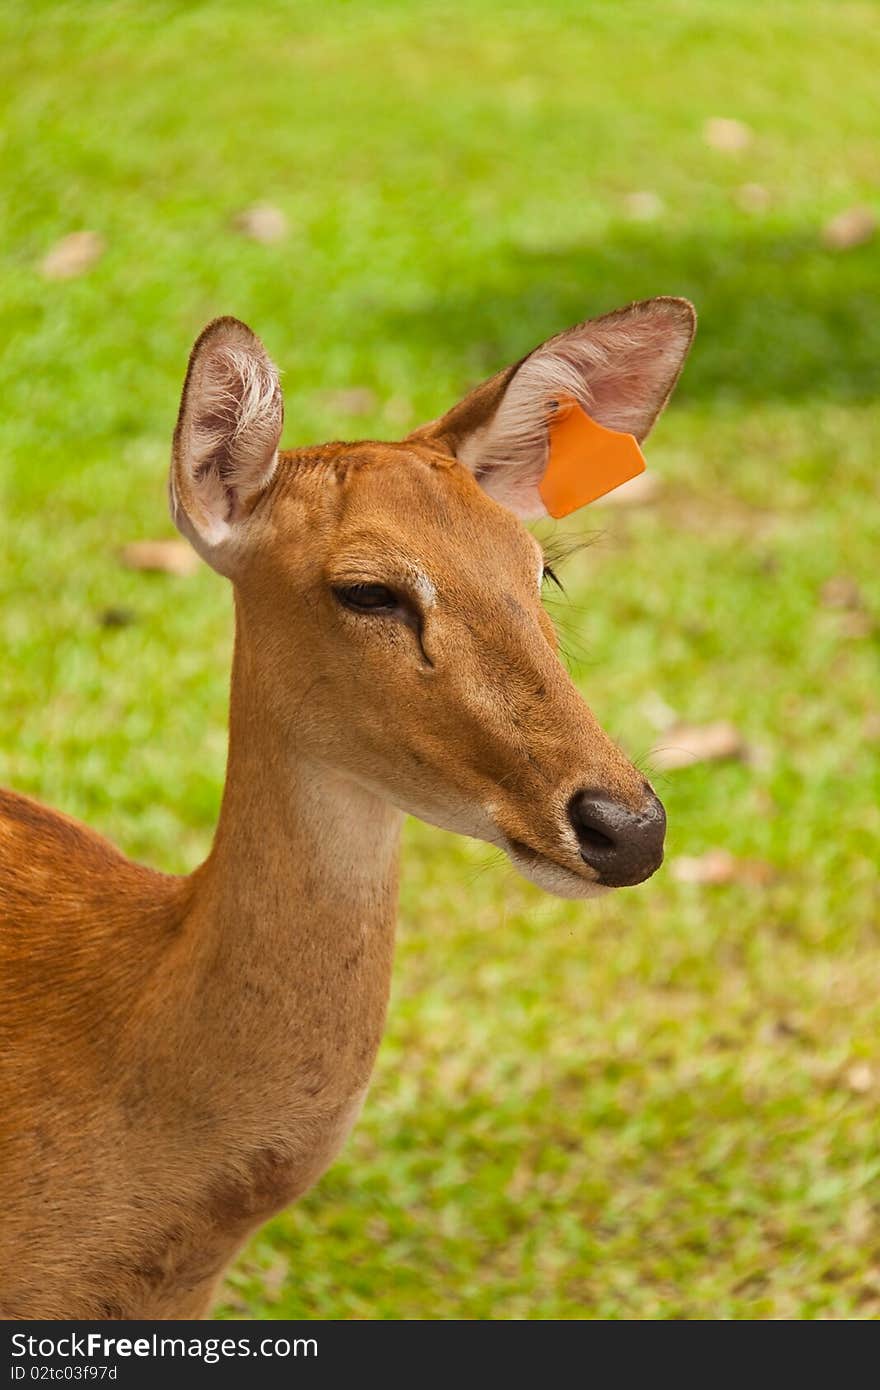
(454, 348), (593, 517)
(428, 297), (696, 519)
(170, 318), (283, 572)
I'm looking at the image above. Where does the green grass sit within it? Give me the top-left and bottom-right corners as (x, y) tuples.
(2, 0), (879, 1319)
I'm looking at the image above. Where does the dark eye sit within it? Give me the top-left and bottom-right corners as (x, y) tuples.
(334, 583), (399, 614)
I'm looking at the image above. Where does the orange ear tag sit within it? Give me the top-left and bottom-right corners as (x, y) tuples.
(539, 395), (647, 519)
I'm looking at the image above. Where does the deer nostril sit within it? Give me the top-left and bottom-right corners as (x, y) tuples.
(577, 823), (615, 853)
(567, 787), (666, 888)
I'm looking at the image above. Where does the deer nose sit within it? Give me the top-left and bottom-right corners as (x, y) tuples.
(567, 787), (666, 887)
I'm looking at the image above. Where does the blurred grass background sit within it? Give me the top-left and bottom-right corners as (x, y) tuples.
(1, 0), (879, 1318)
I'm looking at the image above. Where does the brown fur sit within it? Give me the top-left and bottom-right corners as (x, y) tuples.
(0, 301), (694, 1318)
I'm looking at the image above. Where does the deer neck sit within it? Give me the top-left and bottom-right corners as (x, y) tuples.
(210, 627), (402, 949)
(141, 616), (403, 1146)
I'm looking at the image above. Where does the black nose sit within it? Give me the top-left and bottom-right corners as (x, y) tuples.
(567, 787), (666, 887)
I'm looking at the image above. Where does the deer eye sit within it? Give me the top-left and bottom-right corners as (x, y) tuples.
(333, 583), (399, 614)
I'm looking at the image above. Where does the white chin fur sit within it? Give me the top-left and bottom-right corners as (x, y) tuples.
(506, 846), (611, 900)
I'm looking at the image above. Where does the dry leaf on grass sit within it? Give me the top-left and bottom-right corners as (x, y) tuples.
(820, 576), (874, 635)
(863, 712), (880, 742)
(41, 230), (105, 280)
(232, 203), (288, 244)
(703, 117), (752, 153)
(820, 575), (864, 609)
(384, 395), (414, 429)
(639, 691), (679, 732)
(260, 1254), (289, 1302)
(671, 850), (774, 886)
(623, 191), (664, 221)
(844, 1062), (874, 1095)
(120, 540), (199, 577)
(650, 720), (748, 771)
(736, 183), (770, 213)
(821, 206), (876, 252)
(320, 387), (378, 417)
(836, 610), (875, 639)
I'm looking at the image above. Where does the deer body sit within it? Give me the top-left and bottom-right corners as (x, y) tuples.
(0, 577), (406, 1318)
(0, 695), (400, 1319)
(0, 301), (694, 1318)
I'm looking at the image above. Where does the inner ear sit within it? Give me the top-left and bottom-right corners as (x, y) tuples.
(187, 338), (282, 523)
(171, 317), (283, 559)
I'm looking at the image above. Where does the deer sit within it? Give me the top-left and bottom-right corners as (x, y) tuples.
(0, 297), (695, 1320)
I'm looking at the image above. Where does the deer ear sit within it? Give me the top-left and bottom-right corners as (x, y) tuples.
(411, 297), (695, 519)
(170, 317), (283, 574)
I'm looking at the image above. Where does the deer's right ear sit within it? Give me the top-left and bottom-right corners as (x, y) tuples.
(410, 297), (695, 520)
(170, 317), (283, 575)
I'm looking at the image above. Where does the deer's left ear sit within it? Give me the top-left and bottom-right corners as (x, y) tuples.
(410, 297), (695, 519)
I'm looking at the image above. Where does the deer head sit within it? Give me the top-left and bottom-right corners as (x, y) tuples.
(170, 299), (695, 898)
